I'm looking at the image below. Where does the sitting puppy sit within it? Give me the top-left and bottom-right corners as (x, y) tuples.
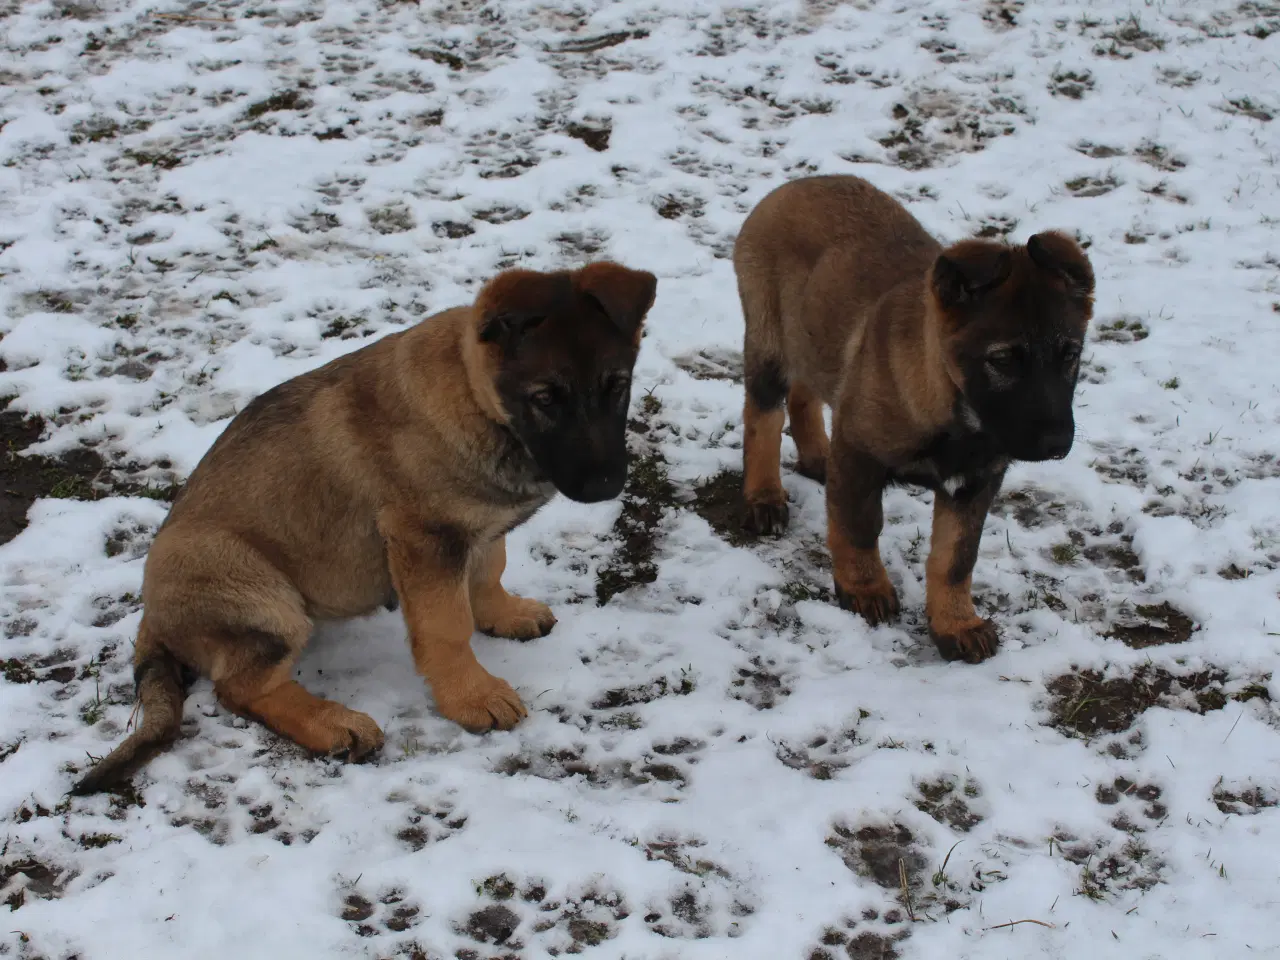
(734, 174), (1094, 662)
(73, 261), (657, 793)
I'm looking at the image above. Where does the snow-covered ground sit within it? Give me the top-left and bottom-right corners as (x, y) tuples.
(2, 0), (1280, 956)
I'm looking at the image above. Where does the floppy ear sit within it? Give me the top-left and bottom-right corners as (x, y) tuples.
(1026, 231), (1095, 301)
(474, 269), (552, 346)
(930, 241), (1013, 313)
(574, 261), (658, 340)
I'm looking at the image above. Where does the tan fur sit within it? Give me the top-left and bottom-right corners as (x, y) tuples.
(735, 174), (1093, 662)
(73, 261), (656, 792)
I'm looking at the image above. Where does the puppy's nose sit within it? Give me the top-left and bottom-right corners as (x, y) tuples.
(1039, 428), (1074, 460)
(574, 470), (625, 504)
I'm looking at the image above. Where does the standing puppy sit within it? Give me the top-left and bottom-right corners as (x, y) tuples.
(73, 261), (657, 793)
(734, 175), (1093, 662)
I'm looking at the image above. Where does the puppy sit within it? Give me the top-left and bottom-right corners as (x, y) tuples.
(734, 174), (1094, 662)
(73, 261), (658, 793)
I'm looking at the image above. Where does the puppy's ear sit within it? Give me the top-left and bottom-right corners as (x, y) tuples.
(574, 262), (658, 341)
(1026, 231), (1095, 301)
(474, 269), (552, 346)
(930, 241), (1013, 313)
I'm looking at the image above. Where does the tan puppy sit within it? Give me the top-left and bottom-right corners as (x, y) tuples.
(73, 261), (658, 793)
(734, 175), (1094, 662)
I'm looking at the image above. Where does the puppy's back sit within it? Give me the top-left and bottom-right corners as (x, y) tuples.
(735, 175), (942, 401)
(735, 175), (937, 284)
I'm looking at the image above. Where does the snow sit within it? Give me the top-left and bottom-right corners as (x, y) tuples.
(2, 0), (1280, 957)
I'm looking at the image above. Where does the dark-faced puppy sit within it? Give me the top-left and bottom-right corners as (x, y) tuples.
(479, 264), (656, 503)
(72, 261), (657, 795)
(733, 174), (1093, 662)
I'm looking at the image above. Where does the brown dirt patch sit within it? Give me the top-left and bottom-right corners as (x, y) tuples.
(915, 777), (983, 832)
(689, 469), (752, 547)
(1, 409), (179, 547)
(1046, 664), (1242, 737)
(1213, 781), (1278, 814)
(1105, 602), (1196, 649)
(595, 396), (676, 605)
(826, 823), (928, 891)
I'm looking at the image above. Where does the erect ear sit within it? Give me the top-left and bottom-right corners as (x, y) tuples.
(1026, 230), (1095, 301)
(474, 269), (554, 346)
(574, 261), (658, 341)
(930, 241), (1013, 313)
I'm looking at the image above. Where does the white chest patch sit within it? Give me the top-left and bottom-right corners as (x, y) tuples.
(942, 475), (966, 497)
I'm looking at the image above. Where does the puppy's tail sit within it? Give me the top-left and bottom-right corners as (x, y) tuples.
(70, 625), (191, 795)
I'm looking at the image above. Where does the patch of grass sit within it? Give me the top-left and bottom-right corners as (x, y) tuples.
(432, 220), (474, 239)
(77, 833), (121, 848)
(1141, 180), (1189, 204)
(245, 89), (309, 119)
(1050, 68), (1094, 99)
(1221, 97), (1274, 122)
(1095, 316), (1150, 343)
(1213, 779), (1278, 814)
(409, 47), (466, 71)
(1157, 67), (1200, 88)
(915, 777), (983, 832)
(974, 215), (1017, 239)
(2, 658), (36, 684)
(1046, 664), (1234, 737)
(1160, 377), (1180, 390)
(480, 875), (517, 901)
(590, 673), (695, 709)
(472, 205), (529, 225)
(565, 120), (612, 152)
(1065, 173), (1120, 197)
(69, 116), (119, 144)
(1073, 141), (1124, 159)
(1134, 141), (1186, 171)
(322, 317), (366, 339)
(124, 148), (181, 169)
(1050, 542), (1079, 564)
(1092, 16), (1165, 58)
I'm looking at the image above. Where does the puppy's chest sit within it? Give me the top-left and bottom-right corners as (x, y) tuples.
(891, 426), (1007, 500)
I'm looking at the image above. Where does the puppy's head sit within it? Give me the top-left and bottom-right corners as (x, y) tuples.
(474, 262), (657, 503)
(929, 231), (1094, 462)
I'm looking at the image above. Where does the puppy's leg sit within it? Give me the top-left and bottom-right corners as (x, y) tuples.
(827, 442), (899, 625)
(470, 536), (556, 641)
(743, 393), (788, 535)
(382, 514), (527, 732)
(787, 382), (829, 484)
(214, 628), (385, 760)
(925, 475), (1004, 663)
(739, 270), (790, 536)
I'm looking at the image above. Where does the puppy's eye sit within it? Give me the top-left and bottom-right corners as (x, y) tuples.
(985, 349), (1020, 374)
(528, 388), (557, 409)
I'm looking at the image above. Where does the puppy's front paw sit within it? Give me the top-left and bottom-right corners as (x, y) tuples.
(929, 618), (1000, 663)
(834, 579), (900, 627)
(314, 704), (385, 762)
(743, 489), (789, 536)
(436, 673), (528, 733)
(475, 595), (557, 640)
